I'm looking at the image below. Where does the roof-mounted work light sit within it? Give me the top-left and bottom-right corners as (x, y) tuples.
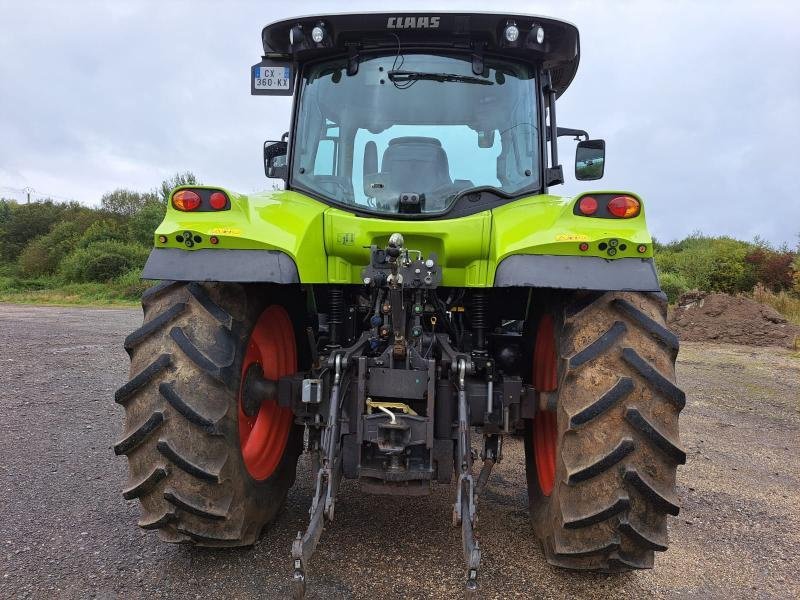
(503, 21), (520, 43)
(311, 24), (325, 43)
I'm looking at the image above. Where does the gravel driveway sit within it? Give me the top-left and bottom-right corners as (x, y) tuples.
(0, 303), (798, 599)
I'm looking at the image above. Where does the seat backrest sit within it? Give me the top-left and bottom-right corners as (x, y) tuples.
(380, 137), (451, 193)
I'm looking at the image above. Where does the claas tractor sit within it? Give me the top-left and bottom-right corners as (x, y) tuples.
(115, 12), (685, 598)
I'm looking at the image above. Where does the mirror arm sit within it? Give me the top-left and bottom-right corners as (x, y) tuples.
(556, 127), (589, 141)
(544, 72), (564, 186)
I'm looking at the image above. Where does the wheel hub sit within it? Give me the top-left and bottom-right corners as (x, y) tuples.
(238, 305), (296, 481)
(532, 314), (558, 496)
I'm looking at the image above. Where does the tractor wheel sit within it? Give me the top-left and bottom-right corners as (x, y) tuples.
(114, 281), (305, 546)
(524, 291), (685, 570)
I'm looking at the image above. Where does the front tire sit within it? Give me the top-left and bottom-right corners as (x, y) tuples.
(114, 281), (305, 546)
(525, 291), (685, 570)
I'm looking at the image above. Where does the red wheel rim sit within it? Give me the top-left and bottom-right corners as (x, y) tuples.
(238, 305), (296, 481)
(532, 314), (558, 496)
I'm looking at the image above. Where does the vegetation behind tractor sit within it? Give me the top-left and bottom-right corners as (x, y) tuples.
(115, 12), (684, 598)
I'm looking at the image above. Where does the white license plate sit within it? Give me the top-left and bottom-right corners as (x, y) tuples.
(253, 66), (291, 90)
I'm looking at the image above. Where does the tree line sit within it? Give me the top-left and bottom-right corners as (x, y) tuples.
(0, 173), (196, 296)
(654, 234), (799, 302)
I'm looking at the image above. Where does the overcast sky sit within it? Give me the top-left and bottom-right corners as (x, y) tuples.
(0, 1), (798, 245)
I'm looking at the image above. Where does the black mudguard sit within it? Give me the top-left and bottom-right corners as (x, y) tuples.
(493, 255), (660, 291)
(141, 248), (299, 283)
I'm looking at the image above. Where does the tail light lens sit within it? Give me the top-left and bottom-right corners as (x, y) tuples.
(209, 191), (228, 210)
(607, 195), (640, 218)
(172, 190), (201, 211)
(578, 196), (598, 215)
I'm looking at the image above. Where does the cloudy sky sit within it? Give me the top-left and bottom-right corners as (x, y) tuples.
(0, 1), (798, 244)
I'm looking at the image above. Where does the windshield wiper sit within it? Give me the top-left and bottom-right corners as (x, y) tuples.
(388, 70), (494, 85)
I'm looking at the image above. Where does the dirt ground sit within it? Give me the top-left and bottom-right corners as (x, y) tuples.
(0, 303), (798, 599)
(669, 291), (800, 349)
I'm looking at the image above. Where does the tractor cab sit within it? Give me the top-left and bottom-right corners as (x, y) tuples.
(254, 12), (603, 218)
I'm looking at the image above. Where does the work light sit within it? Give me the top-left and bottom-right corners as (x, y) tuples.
(504, 22), (519, 43)
(311, 25), (325, 43)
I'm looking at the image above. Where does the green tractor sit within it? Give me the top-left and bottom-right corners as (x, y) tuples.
(115, 12), (684, 598)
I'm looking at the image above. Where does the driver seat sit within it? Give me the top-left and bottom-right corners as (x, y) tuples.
(379, 137), (452, 194)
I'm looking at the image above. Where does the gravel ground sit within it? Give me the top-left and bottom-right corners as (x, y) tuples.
(0, 303), (798, 599)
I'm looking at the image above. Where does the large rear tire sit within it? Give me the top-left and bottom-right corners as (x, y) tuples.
(525, 291), (685, 570)
(114, 281), (305, 546)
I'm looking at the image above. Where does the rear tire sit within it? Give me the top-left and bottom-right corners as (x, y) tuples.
(524, 291), (685, 570)
(114, 281), (305, 546)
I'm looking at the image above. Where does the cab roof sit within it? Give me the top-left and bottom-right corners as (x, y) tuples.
(261, 12), (580, 97)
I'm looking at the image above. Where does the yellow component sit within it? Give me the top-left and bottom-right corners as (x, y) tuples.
(365, 398), (418, 416)
(210, 227), (242, 235)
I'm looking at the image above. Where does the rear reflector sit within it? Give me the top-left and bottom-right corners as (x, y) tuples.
(578, 196), (598, 215)
(172, 190), (201, 211)
(607, 195), (640, 218)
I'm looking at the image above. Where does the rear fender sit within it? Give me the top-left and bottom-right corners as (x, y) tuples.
(144, 186), (328, 282)
(489, 191), (659, 291)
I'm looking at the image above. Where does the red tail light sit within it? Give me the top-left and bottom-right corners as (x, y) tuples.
(578, 196), (598, 215)
(209, 191), (228, 210)
(607, 195), (640, 218)
(172, 190), (201, 211)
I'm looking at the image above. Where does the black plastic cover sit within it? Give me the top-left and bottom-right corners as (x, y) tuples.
(494, 255), (660, 291)
(141, 248), (299, 283)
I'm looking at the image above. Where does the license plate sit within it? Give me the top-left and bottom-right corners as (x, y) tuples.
(253, 66), (292, 90)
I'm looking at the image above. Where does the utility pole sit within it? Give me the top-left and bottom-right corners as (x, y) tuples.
(23, 186), (34, 203)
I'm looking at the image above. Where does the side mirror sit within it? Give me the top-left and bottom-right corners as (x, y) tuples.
(264, 141), (288, 179)
(575, 139), (605, 180)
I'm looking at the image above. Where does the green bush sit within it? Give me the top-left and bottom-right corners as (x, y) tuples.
(76, 219), (128, 249)
(658, 271), (690, 303)
(60, 240), (150, 283)
(114, 268), (153, 299)
(654, 235), (758, 294)
(0, 200), (67, 261)
(128, 201), (166, 245)
(706, 243), (755, 294)
(101, 188), (160, 218)
(17, 221), (83, 277)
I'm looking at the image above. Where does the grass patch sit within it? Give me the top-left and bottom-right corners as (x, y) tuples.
(751, 284), (800, 326)
(0, 271), (151, 307)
